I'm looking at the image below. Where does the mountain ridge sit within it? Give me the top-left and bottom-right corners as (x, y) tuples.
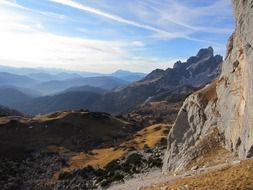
(91, 47), (222, 114)
(0, 47), (222, 116)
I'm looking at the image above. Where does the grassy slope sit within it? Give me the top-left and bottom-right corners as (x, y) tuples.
(144, 159), (253, 190)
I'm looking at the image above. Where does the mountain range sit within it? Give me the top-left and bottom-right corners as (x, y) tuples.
(0, 47), (222, 115)
(91, 47), (222, 113)
(0, 65), (146, 82)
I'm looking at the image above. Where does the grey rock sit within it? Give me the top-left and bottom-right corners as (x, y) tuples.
(191, 165), (199, 171)
(216, 0), (253, 158)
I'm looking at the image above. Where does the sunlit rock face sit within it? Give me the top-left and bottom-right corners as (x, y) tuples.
(217, 0), (253, 158)
(163, 0), (253, 172)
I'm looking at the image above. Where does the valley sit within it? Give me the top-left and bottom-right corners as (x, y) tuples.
(1, 0), (253, 190)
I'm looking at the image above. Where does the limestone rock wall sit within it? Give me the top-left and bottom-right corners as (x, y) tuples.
(163, 0), (253, 172)
(217, 0), (253, 158)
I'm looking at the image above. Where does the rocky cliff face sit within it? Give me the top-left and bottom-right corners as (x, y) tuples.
(163, 0), (253, 172)
(93, 47), (222, 113)
(217, 0), (253, 158)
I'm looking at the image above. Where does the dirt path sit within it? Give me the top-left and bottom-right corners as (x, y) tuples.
(109, 160), (241, 190)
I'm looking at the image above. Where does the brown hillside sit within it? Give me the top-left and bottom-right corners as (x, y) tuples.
(0, 111), (138, 160)
(61, 123), (172, 172)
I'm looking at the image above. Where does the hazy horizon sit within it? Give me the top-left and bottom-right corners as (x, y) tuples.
(0, 63), (148, 74)
(0, 0), (234, 73)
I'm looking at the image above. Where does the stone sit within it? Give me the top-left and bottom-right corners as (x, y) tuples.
(191, 166), (199, 171)
(216, 0), (253, 158)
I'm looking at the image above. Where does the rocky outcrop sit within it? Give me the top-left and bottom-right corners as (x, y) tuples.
(93, 47), (222, 113)
(163, 0), (253, 172)
(163, 82), (222, 171)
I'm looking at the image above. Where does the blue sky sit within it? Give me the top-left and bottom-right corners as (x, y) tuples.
(0, 0), (234, 73)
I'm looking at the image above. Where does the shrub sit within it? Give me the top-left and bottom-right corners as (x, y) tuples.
(148, 157), (163, 168)
(58, 172), (73, 180)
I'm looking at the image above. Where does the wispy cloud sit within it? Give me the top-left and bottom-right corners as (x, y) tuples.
(141, 0), (233, 33)
(49, 0), (190, 40)
(1, 0), (68, 20)
(131, 41), (145, 47)
(49, 0), (233, 47)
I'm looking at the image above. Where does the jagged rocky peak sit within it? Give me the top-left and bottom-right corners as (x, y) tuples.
(172, 61), (182, 69)
(186, 46), (213, 63)
(163, 0), (253, 172)
(172, 46), (222, 72)
(197, 46), (214, 58)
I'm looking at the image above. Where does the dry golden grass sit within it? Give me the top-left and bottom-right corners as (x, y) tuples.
(33, 111), (70, 122)
(49, 123), (171, 183)
(144, 160), (253, 190)
(124, 123), (171, 149)
(46, 145), (70, 154)
(187, 145), (232, 170)
(0, 116), (30, 124)
(64, 148), (126, 171)
(0, 117), (12, 124)
(0, 111), (75, 124)
(197, 80), (218, 102)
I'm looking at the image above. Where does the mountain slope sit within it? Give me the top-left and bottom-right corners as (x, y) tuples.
(19, 91), (102, 115)
(60, 85), (107, 94)
(163, 0), (253, 173)
(111, 70), (146, 82)
(0, 105), (22, 117)
(0, 87), (32, 108)
(92, 47), (222, 113)
(0, 72), (38, 88)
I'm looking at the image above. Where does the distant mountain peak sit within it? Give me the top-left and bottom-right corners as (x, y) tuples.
(173, 61), (183, 69)
(143, 68), (165, 81)
(113, 69), (129, 73)
(186, 46), (215, 64)
(173, 47), (217, 70)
